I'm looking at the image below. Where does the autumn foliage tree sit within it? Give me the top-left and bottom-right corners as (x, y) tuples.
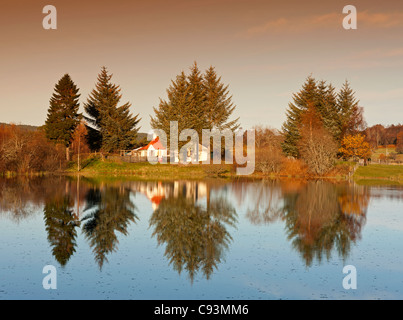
(70, 121), (91, 171)
(339, 134), (372, 161)
(396, 131), (403, 154)
(70, 121), (90, 156)
(297, 104), (338, 175)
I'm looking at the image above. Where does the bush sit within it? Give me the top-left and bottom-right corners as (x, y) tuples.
(0, 125), (66, 173)
(252, 125), (284, 175)
(379, 154), (387, 163)
(280, 158), (308, 177)
(299, 130), (338, 176)
(388, 152), (398, 161)
(255, 146), (284, 174)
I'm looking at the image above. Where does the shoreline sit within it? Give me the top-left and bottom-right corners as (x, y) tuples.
(2, 161), (402, 185)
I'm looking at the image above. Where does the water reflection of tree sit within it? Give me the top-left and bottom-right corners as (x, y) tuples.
(244, 180), (284, 224)
(81, 186), (138, 269)
(241, 180), (370, 267)
(43, 195), (80, 266)
(282, 181), (369, 267)
(150, 194), (237, 282)
(337, 184), (369, 242)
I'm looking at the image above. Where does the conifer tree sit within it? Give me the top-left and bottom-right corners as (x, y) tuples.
(151, 63), (240, 157)
(151, 63), (206, 153)
(84, 67), (140, 153)
(316, 81), (341, 141)
(203, 66), (240, 131)
(282, 77), (366, 158)
(186, 62), (209, 135)
(150, 71), (191, 147)
(337, 80), (366, 137)
(281, 76), (318, 158)
(43, 195), (79, 266)
(44, 74), (81, 160)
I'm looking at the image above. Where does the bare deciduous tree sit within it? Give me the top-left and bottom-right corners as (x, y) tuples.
(298, 104), (338, 175)
(253, 125), (285, 174)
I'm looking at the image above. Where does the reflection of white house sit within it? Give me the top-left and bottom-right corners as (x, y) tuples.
(173, 181), (207, 202)
(133, 181), (166, 210)
(131, 137), (167, 161)
(130, 181), (208, 210)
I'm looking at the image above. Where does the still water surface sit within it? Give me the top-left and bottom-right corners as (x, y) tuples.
(0, 176), (402, 300)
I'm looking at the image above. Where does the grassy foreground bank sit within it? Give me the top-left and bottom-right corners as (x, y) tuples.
(354, 164), (403, 184)
(67, 158), (235, 180)
(66, 157), (402, 183)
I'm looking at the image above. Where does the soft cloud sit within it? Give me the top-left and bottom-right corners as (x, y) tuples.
(332, 47), (403, 71)
(359, 11), (403, 28)
(240, 10), (403, 38)
(351, 47), (403, 60)
(239, 13), (339, 37)
(244, 18), (289, 35)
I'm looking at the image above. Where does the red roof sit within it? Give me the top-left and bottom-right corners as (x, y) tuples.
(137, 137), (166, 151)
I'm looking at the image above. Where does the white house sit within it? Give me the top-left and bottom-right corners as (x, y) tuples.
(131, 136), (167, 161)
(174, 143), (209, 163)
(131, 135), (210, 164)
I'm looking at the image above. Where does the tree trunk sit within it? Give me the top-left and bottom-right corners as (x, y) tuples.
(77, 135), (81, 171)
(66, 146), (70, 161)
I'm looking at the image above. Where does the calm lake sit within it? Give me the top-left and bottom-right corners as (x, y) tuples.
(0, 176), (402, 300)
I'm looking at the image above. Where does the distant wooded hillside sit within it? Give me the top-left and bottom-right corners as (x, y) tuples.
(0, 122), (149, 143)
(0, 122), (39, 132)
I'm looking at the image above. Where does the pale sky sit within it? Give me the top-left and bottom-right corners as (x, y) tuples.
(1, 0), (402, 132)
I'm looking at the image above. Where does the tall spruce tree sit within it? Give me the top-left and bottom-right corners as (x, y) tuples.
(316, 81), (341, 142)
(84, 67), (140, 153)
(151, 62), (240, 155)
(44, 74), (81, 160)
(43, 195), (79, 266)
(203, 66), (240, 131)
(337, 80), (365, 137)
(281, 76), (318, 158)
(150, 71), (191, 147)
(186, 62), (209, 135)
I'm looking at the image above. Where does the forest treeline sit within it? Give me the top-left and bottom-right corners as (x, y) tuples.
(365, 124), (403, 150)
(1, 64), (403, 175)
(252, 75), (403, 176)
